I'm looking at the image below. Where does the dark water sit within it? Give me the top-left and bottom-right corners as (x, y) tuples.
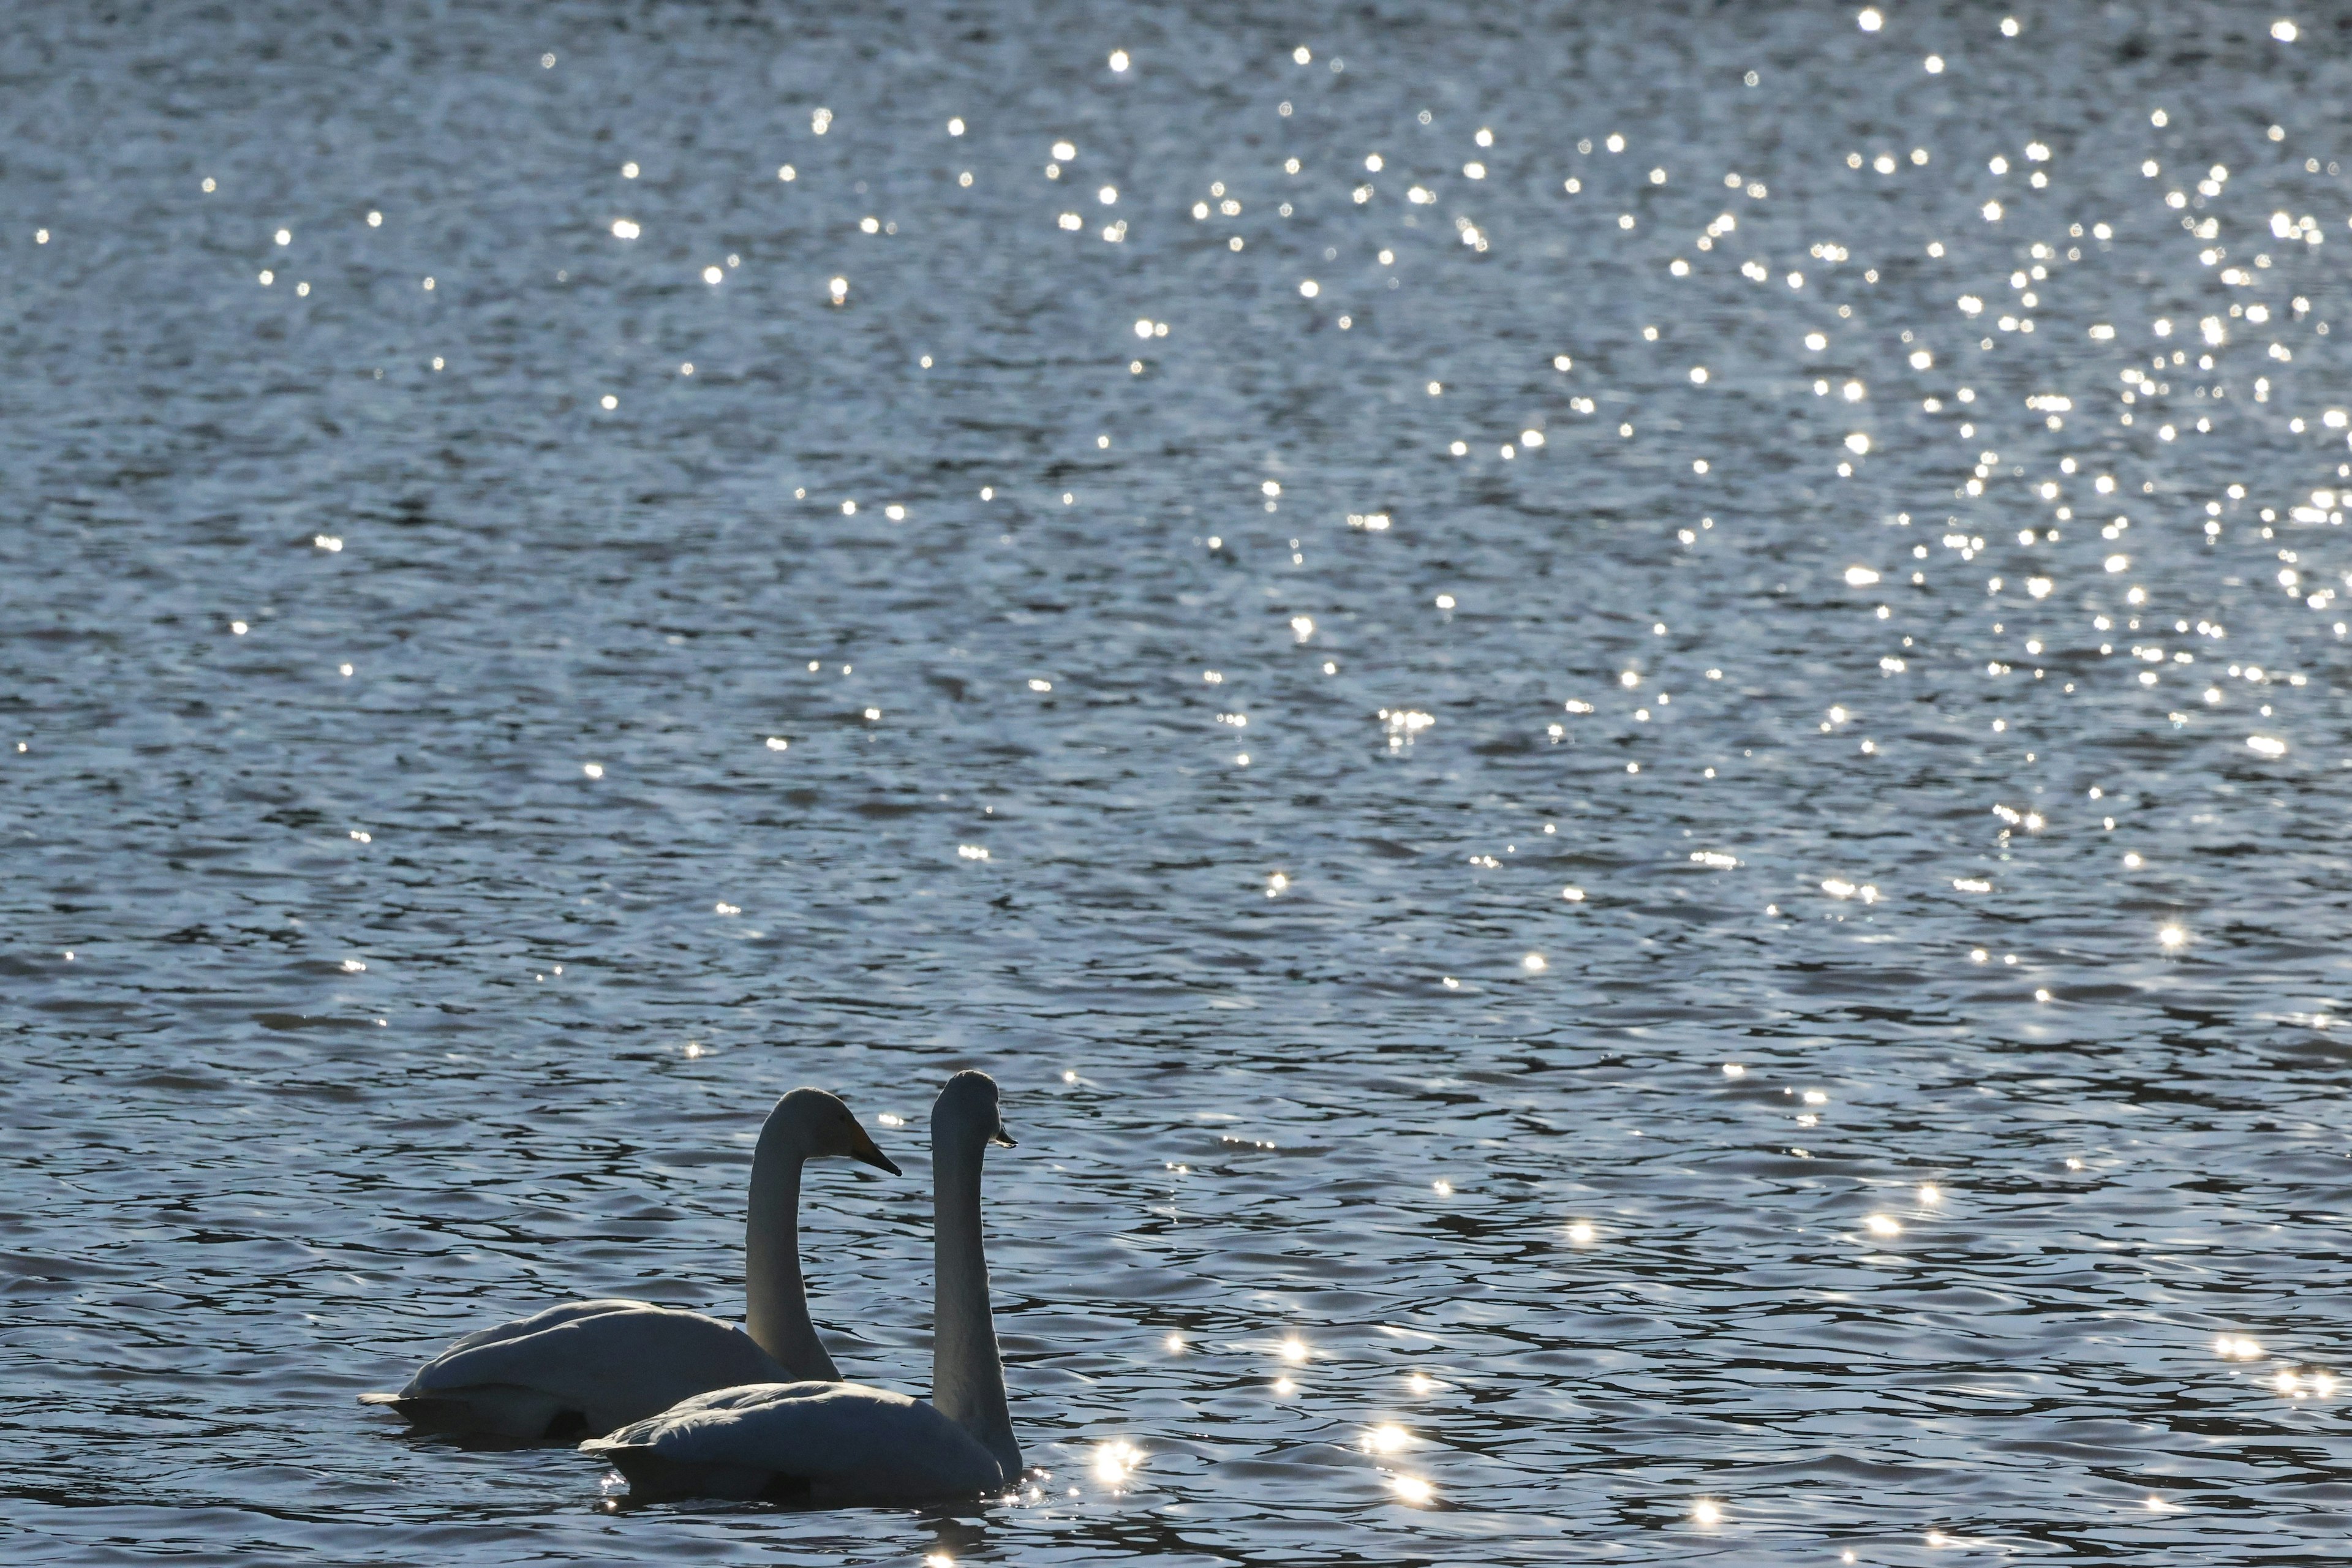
(7, 2), (2352, 1562)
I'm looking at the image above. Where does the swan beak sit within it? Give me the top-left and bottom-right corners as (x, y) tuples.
(990, 1122), (1017, 1148)
(851, 1135), (902, 1175)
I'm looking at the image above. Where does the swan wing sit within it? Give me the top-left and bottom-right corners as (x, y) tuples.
(583, 1381), (1006, 1502)
(431, 1298), (659, 1357)
(377, 1304), (789, 1436)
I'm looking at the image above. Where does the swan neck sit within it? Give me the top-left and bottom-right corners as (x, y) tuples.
(932, 1126), (1019, 1480)
(744, 1122), (839, 1380)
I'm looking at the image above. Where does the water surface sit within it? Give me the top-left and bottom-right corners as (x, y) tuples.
(7, 2), (2352, 1562)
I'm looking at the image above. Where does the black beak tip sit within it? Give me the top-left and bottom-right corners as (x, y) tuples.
(856, 1147), (903, 1175)
(992, 1126), (1017, 1148)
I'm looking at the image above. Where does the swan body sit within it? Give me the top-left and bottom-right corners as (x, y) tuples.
(582, 1381), (1005, 1502)
(584, 1071), (1022, 1501)
(360, 1300), (787, 1439)
(361, 1088), (897, 1440)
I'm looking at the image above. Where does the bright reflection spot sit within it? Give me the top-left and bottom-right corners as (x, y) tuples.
(1165, 1332), (1185, 1352)
(1919, 1184), (1942, 1204)
(1093, 1439), (1142, 1484)
(1567, 1221), (1597, 1246)
(1722, 1063), (1745, 1078)
(2158, 925), (2189, 951)
(1278, 1337), (1308, 1363)
(1693, 1498), (1723, 1526)
(1408, 1371), (1437, 1394)
(1363, 1423), (1411, 1454)
(610, 219), (639, 239)
(1523, 952), (1547, 973)
(2215, 1335), (2264, 1359)
(1389, 1474), (1434, 1506)
(1864, 1213), (1903, 1238)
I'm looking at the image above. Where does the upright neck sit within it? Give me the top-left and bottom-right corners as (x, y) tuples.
(931, 1128), (1020, 1480)
(744, 1127), (840, 1381)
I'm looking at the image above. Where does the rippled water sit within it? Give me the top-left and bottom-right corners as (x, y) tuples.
(9, 3), (2352, 1562)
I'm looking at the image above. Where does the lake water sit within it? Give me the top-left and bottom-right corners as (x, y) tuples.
(7, 2), (2352, 1562)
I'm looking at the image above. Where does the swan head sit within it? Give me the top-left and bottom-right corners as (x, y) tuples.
(934, 1070), (1016, 1149)
(774, 1087), (902, 1174)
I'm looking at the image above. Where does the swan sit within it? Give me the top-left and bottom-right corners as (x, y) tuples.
(359, 1087), (898, 1440)
(580, 1070), (1022, 1503)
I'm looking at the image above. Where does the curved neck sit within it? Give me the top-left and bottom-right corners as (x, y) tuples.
(744, 1121), (840, 1381)
(931, 1126), (1019, 1480)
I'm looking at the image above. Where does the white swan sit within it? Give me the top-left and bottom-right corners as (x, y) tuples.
(580, 1071), (1022, 1502)
(359, 1088), (898, 1440)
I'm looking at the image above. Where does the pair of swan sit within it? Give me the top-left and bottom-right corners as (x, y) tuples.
(363, 1071), (1022, 1504)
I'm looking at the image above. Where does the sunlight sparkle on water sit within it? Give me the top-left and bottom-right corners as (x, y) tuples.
(29, 9), (2352, 1558)
(1093, 1439), (1142, 1485)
